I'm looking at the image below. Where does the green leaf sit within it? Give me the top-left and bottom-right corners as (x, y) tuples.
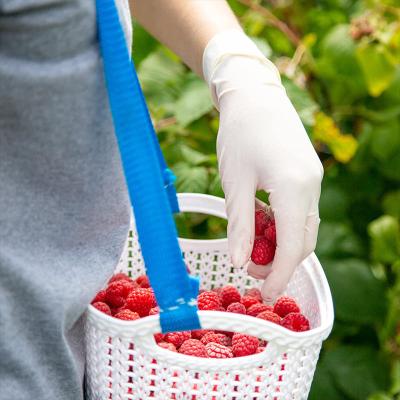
(356, 43), (397, 97)
(379, 151), (400, 182)
(325, 345), (390, 400)
(322, 258), (387, 324)
(316, 222), (364, 258)
(317, 24), (367, 103)
(174, 74), (213, 127)
(368, 393), (393, 400)
(383, 191), (400, 219)
(282, 77), (319, 127)
(319, 183), (349, 221)
(309, 362), (344, 400)
(368, 216), (400, 264)
(179, 144), (211, 166)
(132, 23), (159, 66)
(172, 162), (209, 193)
(369, 119), (400, 161)
(138, 49), (185, 110)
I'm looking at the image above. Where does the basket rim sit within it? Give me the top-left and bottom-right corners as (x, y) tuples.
(87, 252), (334, 348)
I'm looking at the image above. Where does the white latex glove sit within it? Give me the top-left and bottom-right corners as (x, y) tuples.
(203, 30), (323, 302)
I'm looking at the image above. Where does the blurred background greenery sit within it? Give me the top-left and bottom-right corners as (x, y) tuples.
(132, 1), (400, 398)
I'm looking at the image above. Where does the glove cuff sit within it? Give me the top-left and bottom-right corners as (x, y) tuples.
(202, 30), (282, 107)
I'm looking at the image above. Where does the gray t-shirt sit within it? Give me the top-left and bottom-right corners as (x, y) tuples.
(0, 1), (132, 399)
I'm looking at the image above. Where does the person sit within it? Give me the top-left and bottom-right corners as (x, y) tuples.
(0, 0), (323, 399)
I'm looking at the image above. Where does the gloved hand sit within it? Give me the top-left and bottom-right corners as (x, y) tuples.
(203, 30), (323, 302)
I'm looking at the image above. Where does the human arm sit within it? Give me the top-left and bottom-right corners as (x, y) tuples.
(130, 0), (323, 302)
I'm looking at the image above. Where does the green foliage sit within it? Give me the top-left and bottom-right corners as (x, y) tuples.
(133, 0), (400, 398)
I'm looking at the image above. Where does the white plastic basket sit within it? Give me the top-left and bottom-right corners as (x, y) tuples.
(85, 193), (334, 400)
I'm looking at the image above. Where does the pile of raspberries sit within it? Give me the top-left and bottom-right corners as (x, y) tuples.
(92, 272), (310, 359)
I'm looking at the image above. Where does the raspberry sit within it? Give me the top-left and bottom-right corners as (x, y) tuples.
(191, 330), (213, 340)
(158, 342), (177, 352)
(179, 339), (207, 357)
(245, 288), (263, 301)
(265, 221), (276, 245)
(200, 332), (231, 347)
(136, 274), (151, 288)
(108, 272), (132, 284)
(232, 333), (259, 357)
(114, 309), (140, 321)
(273, 296), (300, 318)
(255, 210), (269, 236)
(251, 238), (275, 265)
(148, 307), (159, 315)
(247, 303), (273, 317)
(256, 346), (266, 354)
(205, 343), (233, 359)
(164, 331), (191, 348)
(220, 286), (241, 308)
(126, 288), (156, 317)
(281, 313), (310, 332)
(197, 291), (222, 311)
(240, 295), (259, 309)
(105, 280), (136, 308)
(257, 310), (281, 324)
(92, 289), (107, 304)
(154, 333), (164, 343)
(92, 302), (111, 315)
(227, 302), (246, 314)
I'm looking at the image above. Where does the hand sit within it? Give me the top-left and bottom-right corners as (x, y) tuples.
(203, 31), (323, 302)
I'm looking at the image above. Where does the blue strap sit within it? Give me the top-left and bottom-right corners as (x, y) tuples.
(96, 0), (200, 332)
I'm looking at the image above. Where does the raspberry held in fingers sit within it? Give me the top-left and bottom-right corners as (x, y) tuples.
(251, 238), (275, 265)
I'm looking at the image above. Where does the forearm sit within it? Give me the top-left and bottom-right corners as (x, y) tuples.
(129, 0), (241, 76)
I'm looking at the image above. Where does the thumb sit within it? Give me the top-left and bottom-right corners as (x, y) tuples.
(224, 179), (256, 268)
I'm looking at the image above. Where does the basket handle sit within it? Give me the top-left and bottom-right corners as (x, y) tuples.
(96, 0), (200, 333)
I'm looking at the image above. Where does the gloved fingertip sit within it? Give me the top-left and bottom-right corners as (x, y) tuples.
(260, 276), (284, 304)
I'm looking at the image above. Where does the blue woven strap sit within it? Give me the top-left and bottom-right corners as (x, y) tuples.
(96, 0), (200, 332)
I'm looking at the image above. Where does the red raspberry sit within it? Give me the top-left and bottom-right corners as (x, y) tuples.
(265, 221), (276, 245)
(148, 307), (159, 315)
(126, 288), (156, 317)
(247, 303), (273, 317)
(154, 333), (164, 343)
(136, 274), (151, 288)
(240, 295), (259, 309)
(255, 210), (269, 236)
(105, 280), (136, 308)
(273, 296), (300, 318)
(251, 238), (275, 265)
(200, 332), (231, 347)
(92, 289), (107, 304)
(245, 288), (263, 301)
(191, 330), (213, 340)
(179, 339), (207, 357)
(232, 333), (259, 357)
(164, 331), (191, 348)
(108, 272), (132, 284)
(256, 346), (266, 354)
(281, 313), (310, 332)
(216, 330), (234, 338)
(227, 302), (246, 314)
(257, 310), (281, 324)
(158, 342), (177, 352)
(197, 291), (222, 311)
(92, 302), (111, 315)
(205, 343), (233, 359)
(220, 286), (241, 308)
(114, 309), (140, 321)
